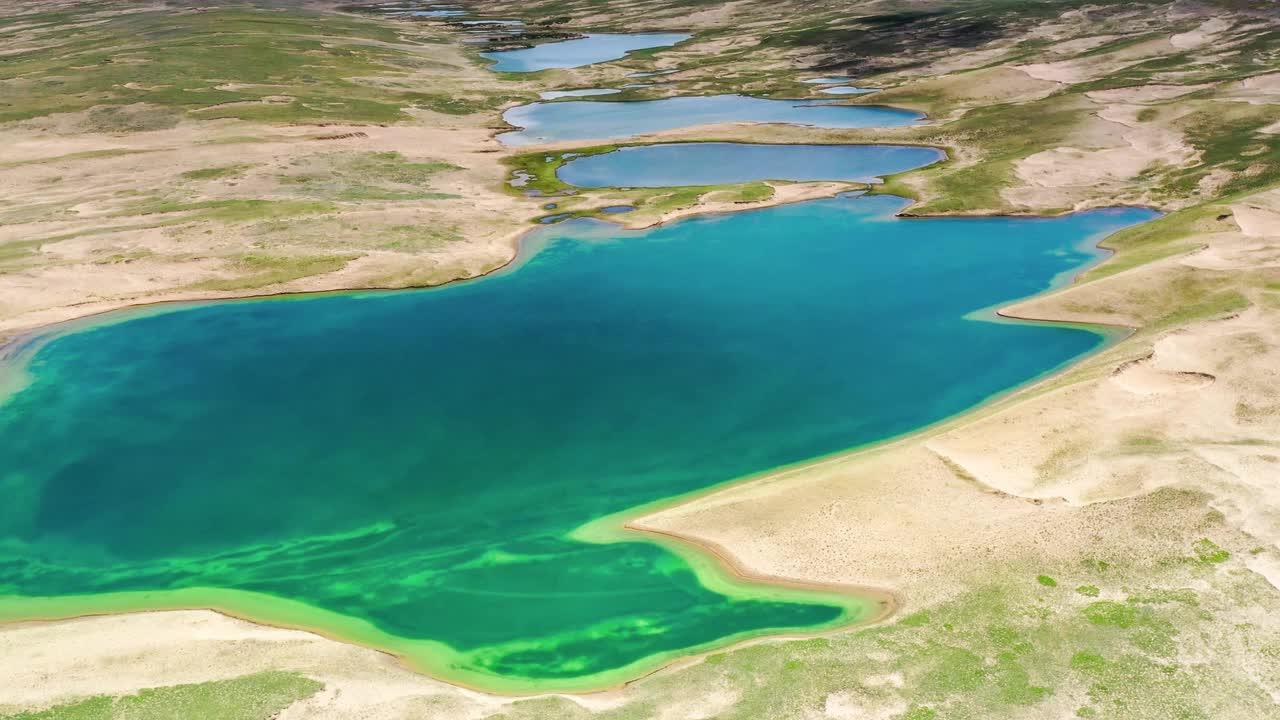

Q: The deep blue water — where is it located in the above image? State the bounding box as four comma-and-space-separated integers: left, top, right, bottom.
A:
499, 94, 924, 145
558, 143, 945, 187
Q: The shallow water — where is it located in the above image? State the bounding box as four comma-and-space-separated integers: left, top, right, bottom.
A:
558, 143, 945, 187
481, 32, 690, 72
0, 195, 1154, 689
803, 76, 851, 84
499, 94, 924, 145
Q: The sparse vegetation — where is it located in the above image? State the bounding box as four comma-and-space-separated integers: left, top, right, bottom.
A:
2, 671, 322, 720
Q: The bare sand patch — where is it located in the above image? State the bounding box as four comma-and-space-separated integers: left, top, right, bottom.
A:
1170, 17, 1233, 50
823, 691, 908, 720
1110, 352, 1215, 395
618, 182, 853, 230
1014, 36, 1175, 86
0, 118, 536, 339
1005, 105, 1195, 210
0, 610, 517, 719
1085, 83, 1213, 104
1233, 202, 1280, 237
642, 186, 1280, 604
891, 66, 1060, 106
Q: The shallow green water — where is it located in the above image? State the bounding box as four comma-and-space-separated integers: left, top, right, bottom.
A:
0, 195, 1155, 689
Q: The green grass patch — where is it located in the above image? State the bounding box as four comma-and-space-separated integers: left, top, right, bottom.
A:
0, 7, 508, 126
121, 198, 335, 224
276, 151, 460, 202
1084, 203, 1231, 280
1192, 539, 1230, 565
0, 149, 151, 170
189, 253, 357, 292
2, 671, 322, 720
505, 144, 620, 196
180, 164, 254, 181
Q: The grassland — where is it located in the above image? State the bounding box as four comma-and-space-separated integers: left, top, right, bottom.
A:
0, 0, 540, 339
2, 672, 322, 720
1, 0, 1279, 718
507, 142, 814, 225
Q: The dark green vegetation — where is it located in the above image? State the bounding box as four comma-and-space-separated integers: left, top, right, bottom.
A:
0, 3, 519, 125
506, 144, 620, 195
506, 143, 788, 222
2, 672, 322, 720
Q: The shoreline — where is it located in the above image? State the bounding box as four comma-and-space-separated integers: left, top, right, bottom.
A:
0, 195, 1159, 697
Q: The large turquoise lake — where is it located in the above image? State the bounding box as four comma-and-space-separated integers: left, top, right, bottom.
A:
0, 195, 1155, 690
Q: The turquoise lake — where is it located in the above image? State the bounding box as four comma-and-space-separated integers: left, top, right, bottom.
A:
499, 94, 924, 144
557, 143, 945, 187
481, 32, 690, 72
0, 195, 1155, 687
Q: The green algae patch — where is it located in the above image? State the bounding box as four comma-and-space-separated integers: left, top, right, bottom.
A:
2, 671, 321, 720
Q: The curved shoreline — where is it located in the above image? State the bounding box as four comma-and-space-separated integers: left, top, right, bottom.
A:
0, 194, 1159, 697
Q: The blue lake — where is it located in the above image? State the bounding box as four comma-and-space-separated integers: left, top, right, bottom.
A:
558, 143, 945, 187
540, 88, 621, 100
498, 94, 924, 145
481, 32, 691, 72
822, 86, 879, 95
0, 194, 1155, 689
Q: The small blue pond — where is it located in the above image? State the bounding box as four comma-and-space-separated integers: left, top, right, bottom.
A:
499, 94, 924, 145
557, 143, 945, 188
482, 33, 690, 72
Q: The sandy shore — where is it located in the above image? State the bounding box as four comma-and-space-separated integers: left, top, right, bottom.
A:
638, 191, 1280, 608
4, 0, 1280, 715
7, 189, 1275, 713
